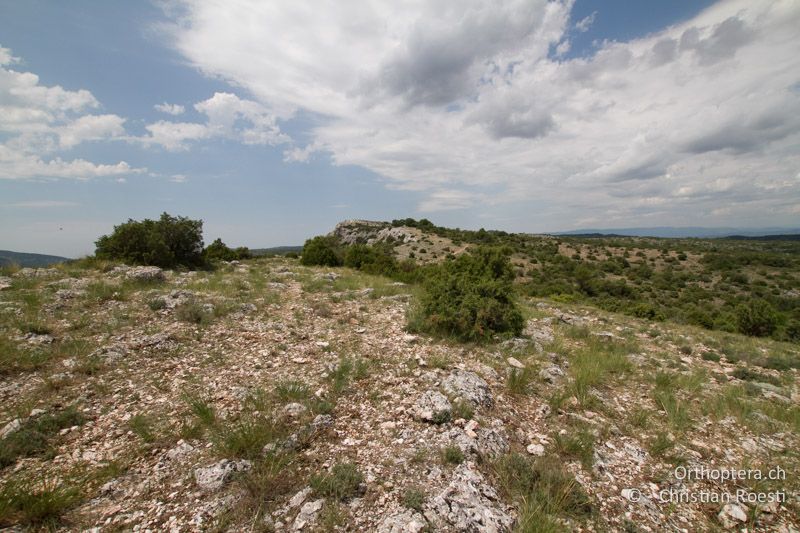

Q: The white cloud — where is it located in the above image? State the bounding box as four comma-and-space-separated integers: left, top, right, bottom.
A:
0, 145, 140, 180
170, 174, 188, 183
0, 45, 143, 180
139, 92, 288, 151
575, 11, 596, 32
162, 0, 800, 226
154, 102, 185, 115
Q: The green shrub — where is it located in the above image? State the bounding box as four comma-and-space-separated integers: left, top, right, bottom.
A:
401, 487, 425, 511
204, 238, 251, 261
95, 212, 205, 268
409, 246, 523, 341
300, 236, 342, 267
735, 299, 780, 337
441, 445, 465, 465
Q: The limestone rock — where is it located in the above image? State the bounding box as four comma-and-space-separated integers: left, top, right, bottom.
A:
442, 370, 493, 408
194, 459, 252, 491
293, 498, 324, 530
126, 266, 165, 283
718, 503, 748, 529
377, 509, 427, 533
424, 462, 513, 532
414, 391, 452, 423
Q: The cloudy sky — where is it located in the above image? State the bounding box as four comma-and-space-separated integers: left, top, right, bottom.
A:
1, 0, 799, 256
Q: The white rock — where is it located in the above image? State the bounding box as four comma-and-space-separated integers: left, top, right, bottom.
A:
506, 357, 524, 369
413, 391, 452, 423
717, 503, 748, 529
526, 443, 545, 456
194, 459, 251, 491
293, 498, 324, 530
0, 418, 21, 439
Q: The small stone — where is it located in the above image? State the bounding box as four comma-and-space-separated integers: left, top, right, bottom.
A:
506, 357, 524, 369
526, 443, 545, 456
282, 403, 307, 417
717, 503, 748, 529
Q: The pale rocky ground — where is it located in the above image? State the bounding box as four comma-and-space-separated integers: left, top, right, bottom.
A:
0, 258, 798, 532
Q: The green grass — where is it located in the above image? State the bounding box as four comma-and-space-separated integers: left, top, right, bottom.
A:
0, 336, 51, 375
183, 392, 216, 426
568, 338, 633, 407
507, 367, 535, 396
174, 299, 214, 325
0, 477, 81, 528
0, 406, 85, 467
450, 399, 474, 421
128, 413, 158, 444
553, 427, 595, 468
274, 380, 311, 402
310, 463, 364, 501
213, 416, 288, 460
494, 453, 592, 532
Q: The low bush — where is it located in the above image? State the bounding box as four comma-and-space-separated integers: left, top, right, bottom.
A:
300, 236, 342, 267
735, 299, 780, 337
408, 246, 523, 341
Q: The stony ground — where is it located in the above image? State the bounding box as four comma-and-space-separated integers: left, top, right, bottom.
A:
0, 258, 798, 532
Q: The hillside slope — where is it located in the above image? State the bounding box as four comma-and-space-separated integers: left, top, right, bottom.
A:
0, 250, 70, 268
0, 256, 798, 531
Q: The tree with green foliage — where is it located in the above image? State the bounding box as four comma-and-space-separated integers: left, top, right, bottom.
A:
95, 213, 204, 268
300, 236, 342, 267
735, 299, 780, 337
409, 246, 523, 341
204, 238, 252, 261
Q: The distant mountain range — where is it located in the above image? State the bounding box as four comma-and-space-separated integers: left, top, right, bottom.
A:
250, 245, 303, 256
0, 250, 71, 268
550, 227, 800, 239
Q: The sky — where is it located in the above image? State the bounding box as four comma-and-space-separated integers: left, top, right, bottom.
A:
1, 0, 799, 257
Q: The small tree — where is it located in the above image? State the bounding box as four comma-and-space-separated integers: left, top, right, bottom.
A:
95, 213, 204, 268
300, 236, 342, 267
735, 299, 780, 337
204, 238, 252, 261
409, 246, 523, 341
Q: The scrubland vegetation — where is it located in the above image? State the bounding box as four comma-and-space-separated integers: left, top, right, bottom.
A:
0, 215, 797, 530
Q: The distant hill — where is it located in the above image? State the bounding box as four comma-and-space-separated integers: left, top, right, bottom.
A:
250, 245, 303, 257
551, 226, 800, 238
0, 250, 70, 268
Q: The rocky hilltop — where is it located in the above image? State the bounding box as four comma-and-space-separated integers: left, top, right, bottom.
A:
0, 227, 798, 531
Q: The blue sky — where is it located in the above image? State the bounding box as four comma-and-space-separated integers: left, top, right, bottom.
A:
1, 0, 798, 257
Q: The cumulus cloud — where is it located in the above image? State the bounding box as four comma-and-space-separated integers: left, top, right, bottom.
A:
161, 0, 800, 225
0, 45, 141, 180
139, 92, 288, 151
154, 102, 185, 115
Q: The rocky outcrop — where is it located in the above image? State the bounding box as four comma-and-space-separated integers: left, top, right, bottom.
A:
442, 370, 493, 408
424, 462, 514, 532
